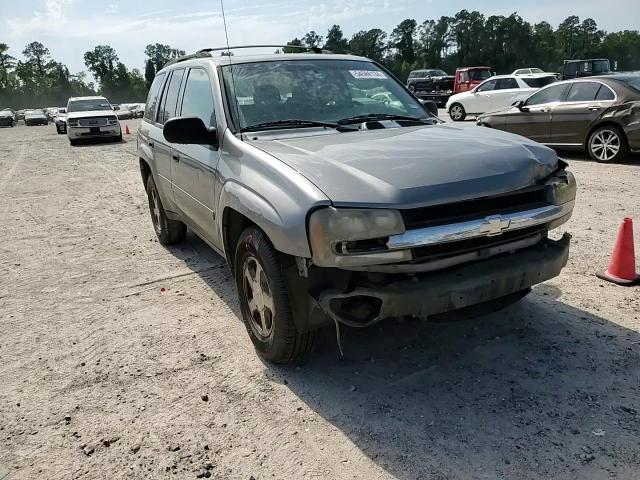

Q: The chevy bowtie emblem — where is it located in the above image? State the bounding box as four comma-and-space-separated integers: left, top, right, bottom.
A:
483, 215, 510, 236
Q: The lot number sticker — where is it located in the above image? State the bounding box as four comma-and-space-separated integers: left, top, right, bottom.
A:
349, 70, 387, 80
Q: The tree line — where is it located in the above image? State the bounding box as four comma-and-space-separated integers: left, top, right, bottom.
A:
1, 10, 639, 109
0, 42, 184, 109
291, 11, 640, 81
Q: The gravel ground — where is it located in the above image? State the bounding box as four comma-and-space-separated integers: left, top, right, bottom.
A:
0, 119, 639, 480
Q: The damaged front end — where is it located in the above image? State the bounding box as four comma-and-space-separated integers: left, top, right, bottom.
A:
302, 165, 576, 328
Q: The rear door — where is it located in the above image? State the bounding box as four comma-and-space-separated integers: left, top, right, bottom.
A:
549, 82, 615, 145
171, 67, 221, 244
501, 83, 570, 143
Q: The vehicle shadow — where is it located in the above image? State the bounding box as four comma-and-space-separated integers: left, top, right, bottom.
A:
556, 149, 640, 165
72, 138, 128, 147
169, 233, 640, 479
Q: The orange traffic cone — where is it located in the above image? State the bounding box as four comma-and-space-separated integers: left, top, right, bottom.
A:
596, 218, 639, 285
125, 124, 131, 135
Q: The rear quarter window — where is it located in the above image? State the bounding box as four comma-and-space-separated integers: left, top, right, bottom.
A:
144, 72, 167, 122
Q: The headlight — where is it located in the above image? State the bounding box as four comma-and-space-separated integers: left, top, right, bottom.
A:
67, 119, 79, 127
308, 208, 408, 267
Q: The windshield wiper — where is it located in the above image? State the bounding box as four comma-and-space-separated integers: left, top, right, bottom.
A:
337, 113, 429, 125
241, 119, 356, 133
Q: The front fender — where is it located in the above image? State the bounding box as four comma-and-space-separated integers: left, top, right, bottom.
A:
218, 181, 316, 259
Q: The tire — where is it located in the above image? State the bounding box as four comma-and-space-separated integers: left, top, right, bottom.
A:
587, 125, 629, 163
114, 133, 123, 142
56, 125, 63, 134
145, 175, 186, 245
234, 226, 316, 364
69, 139, 78, 146
449, 103, 466, 121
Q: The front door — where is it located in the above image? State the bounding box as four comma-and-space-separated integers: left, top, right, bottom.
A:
470, 79, 498, 114
503, 83, 571, 143
171, 67, 221, 245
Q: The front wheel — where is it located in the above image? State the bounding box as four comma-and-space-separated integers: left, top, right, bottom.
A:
234, 227, 315, 364
449, 103, 466, 121
587, 126, 629, 163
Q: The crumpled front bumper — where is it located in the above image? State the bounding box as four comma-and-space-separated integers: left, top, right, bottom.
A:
318, 234, 570, 327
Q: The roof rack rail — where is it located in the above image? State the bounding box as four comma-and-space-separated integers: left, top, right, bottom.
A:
165, 44, 332, 67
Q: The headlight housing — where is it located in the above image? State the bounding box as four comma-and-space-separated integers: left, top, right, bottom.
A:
308, 208, 407, 267
67, 119, 79, 127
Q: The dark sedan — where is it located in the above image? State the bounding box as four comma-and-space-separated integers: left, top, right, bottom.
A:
477, 75, 640, 162
0, 109, 16, 127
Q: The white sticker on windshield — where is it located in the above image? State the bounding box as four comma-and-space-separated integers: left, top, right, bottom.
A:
349, 70, 387, 80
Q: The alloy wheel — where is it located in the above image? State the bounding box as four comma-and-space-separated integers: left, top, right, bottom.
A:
149, 187, 161, 233
450, 105, 463, 120
590, 129, 620, 162
242, 255, 274, 339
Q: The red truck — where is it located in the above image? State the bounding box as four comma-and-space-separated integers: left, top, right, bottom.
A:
454, 66, 494, 93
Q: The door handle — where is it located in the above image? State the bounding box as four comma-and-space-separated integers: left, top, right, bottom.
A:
148, 141, 154, 148
586, 106, 601, 111
172, 154, 180, 162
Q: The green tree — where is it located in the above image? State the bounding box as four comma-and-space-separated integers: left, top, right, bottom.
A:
302, 31, 323, 48
390, 19, 418, 64
557, 15, 580, 57
282, 38, 303, 53
84, 45, 118, 85
323, 25, 348, 53
22, 41, 50, 77
0, 43, 16, 87
144, 43, 185, 72
348, 29, 387, 62
144, 60, 155, 88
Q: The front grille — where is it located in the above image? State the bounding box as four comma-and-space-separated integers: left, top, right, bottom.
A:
402, 187, 548, 230
78, 117, 109, 127
411, 225, 546, 262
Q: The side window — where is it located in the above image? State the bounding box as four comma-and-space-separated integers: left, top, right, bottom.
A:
565, 82, 600, 102
459, 71, 469, 83
525, 84, 569, 106
496, 78, 518, 90
180, 68, 216, 127
476, 79, 497, 92
144, 72, 166, 122
158, 69, 185, 124
595, 85, 615, 101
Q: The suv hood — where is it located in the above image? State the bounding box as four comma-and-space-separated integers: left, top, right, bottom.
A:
67, 110, 115, 119
248, 125, 559, 208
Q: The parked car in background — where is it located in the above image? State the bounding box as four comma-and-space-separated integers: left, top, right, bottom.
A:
446, 74, 557, 121
45, 107, 58, 121
138, 48, 575, 363
561, 59, 611, 80
453, 66, 494, 94
127, 103, 145, 118
513, 68, 545, 75
54, 107, 67, 134
477, 75, 640, 163
115, 107, 134, 120
16, 109, 26, 122
24, 109, 48, 126
0, 108, 17, 127
406, 69, 455, 106
66, 96, 122, 145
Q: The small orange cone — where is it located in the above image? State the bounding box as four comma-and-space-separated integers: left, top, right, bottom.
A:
125, 124, 131, 135
596, 218, 639, 285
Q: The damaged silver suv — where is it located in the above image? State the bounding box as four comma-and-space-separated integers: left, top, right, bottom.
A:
138, 48, 576, 364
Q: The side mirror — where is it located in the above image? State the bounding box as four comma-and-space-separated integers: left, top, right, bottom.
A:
163, 117, 219, 148
514, 100, 529, 112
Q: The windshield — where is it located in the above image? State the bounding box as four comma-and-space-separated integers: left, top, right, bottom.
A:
521, 76, 558, 88
25, 110, 43, 115
469, 69, 492, 81
68, 99, 112, 113
222, 59, 428, 131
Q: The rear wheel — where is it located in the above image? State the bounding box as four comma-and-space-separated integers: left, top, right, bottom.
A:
145, 175, 186, 245
234, 227, 315, 364
449, 103, 466, 121
587, 126, 628, 163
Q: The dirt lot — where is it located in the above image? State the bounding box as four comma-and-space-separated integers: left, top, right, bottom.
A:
1, 120, 639, 480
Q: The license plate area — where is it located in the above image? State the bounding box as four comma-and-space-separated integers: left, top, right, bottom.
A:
90, 127, 100, 134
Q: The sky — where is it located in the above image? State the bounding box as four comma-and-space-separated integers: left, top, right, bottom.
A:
2, 0, 640, 76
